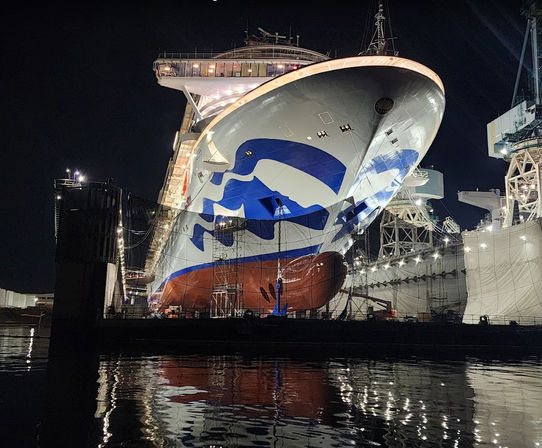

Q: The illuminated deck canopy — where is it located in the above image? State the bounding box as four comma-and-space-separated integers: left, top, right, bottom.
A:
153, 43, 329, 120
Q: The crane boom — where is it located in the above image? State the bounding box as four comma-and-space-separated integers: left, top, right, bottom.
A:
339, 288, 397, 320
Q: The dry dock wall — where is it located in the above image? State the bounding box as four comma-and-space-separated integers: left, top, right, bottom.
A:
52, 182, 121, 338
330, 244, 467, 320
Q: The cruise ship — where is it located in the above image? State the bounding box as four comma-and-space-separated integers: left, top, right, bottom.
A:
147, 7, 445, 316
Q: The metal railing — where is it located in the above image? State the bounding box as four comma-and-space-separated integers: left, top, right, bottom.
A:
156, 48, 328, 63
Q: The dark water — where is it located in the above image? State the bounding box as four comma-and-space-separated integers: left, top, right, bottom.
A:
1, 326, 542, 447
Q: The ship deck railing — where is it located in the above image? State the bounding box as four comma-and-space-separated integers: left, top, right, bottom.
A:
156, 47, 329, 62
154, 58, 315, 80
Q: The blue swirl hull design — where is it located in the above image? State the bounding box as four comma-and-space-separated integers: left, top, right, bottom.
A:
150, 57, 445, 313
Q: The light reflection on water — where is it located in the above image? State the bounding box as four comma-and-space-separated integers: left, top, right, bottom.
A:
0, 326, 50, 446
1, 327, 542, 447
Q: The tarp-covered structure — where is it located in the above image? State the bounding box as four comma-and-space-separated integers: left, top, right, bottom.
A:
462, 218, 542, 324
0, 288, 52, 309
364, 244, 467, 319
328, 243, 467, 321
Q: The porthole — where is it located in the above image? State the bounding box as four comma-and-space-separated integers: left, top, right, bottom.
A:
375, 97, 394, 115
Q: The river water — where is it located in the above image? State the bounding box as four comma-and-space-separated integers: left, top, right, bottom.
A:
1, 326, 541, 447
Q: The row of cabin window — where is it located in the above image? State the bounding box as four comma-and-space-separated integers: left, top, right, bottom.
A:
160, 61, 299, 78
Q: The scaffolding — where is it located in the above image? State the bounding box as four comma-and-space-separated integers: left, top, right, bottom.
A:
503, 140, 542, 226
378, 168, 443, 258
378, 194, 434, 258
210, 216, 245, 317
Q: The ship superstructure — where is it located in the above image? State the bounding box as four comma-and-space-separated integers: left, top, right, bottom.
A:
147, 6, 445, 316
146, 29, 329, 272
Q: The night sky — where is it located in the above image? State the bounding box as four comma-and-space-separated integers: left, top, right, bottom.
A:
1, 0, 525, 292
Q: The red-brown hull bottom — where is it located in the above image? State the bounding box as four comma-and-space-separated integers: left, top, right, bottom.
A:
154, 251, 347, 314
161, 359, 334, 420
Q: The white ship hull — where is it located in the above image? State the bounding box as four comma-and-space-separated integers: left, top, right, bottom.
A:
150, 56, 445, 313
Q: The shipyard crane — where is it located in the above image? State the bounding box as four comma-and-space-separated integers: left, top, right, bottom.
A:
483, 0, 542, 227
457, 1, 542, 325
378, 167, 444, 258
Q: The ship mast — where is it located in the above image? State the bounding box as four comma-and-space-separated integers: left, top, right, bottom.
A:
365, 1, 387, 55
361, 0, 397, 56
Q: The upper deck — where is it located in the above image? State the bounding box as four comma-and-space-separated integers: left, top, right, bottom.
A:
153, 43, 329, 120
154, 44, 328, 80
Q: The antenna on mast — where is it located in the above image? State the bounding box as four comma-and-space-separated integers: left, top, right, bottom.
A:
365, 1, 386, 55
360, 0, 397, 56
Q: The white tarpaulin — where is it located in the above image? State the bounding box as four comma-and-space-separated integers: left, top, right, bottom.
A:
326, 245, 467, 320
0, 288, 37, 308
365, 247, 467, 318
462, 218, 542, 324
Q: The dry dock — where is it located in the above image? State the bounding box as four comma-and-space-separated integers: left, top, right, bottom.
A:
94, 318, 542, 355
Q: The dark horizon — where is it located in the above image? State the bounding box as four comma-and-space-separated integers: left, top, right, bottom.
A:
0, 0, 525, 292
